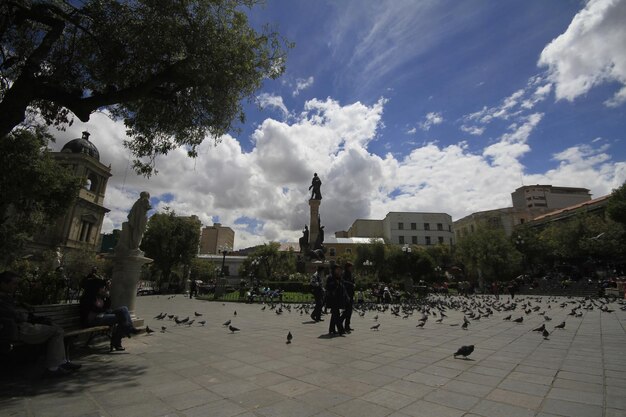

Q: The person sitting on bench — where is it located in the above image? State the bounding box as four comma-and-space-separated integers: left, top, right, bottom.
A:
0, 271, 82, 377
79, 278, 138, 351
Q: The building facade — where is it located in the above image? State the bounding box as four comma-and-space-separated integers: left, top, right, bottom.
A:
198, 223, 235, 254
342, 212, 455, 247
31, 132, 111, 254
511, 185, 591, 210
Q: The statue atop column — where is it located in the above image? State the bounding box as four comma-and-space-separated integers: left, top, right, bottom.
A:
309, 173, 322, 200
116, 191, 151, 255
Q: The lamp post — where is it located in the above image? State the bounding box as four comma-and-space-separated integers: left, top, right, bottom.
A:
515, 235, 526, 275
218, 245, 231, 277
402, 245, 412, 292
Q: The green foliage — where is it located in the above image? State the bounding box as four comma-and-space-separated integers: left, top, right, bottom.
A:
1, 1, 292, 175
240, 242, 295, 281
190, 257, 218, 282
606, 181, 626, 226
140, 210, 201, 289
455, 226, 521, 284
0, 128, 82, 264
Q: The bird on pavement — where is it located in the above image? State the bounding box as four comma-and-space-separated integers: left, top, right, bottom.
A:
462, 321, 469, 330
555, 321, 566, 329
185, 320, 194, 326
145, 326, 155, 335
229, 325, 240, 333
160, 326, 167, 333
533, 324, 545, 332
370, 323, 380, 330
542, 328, 550, 339
454, 345, 474, 359
233, 311, 237, 316
286, 331, 293, 344
198, 320, 206, 326
194, 312, 203, 317
373, 315, 378, 321
222, 320, 231, 326
416, 321, 425, 328
503, 315, 511, 320
513, 317, 524, 323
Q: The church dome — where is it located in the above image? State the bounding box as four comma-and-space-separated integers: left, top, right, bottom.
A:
61, 131, 100, 160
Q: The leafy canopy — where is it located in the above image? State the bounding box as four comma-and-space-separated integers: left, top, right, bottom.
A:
1, 0, 292, 175
0, 127, 83, 264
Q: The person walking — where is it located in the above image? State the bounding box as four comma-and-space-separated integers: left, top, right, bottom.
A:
340, 262, 355, 333
325, 264, 345, 336
310, 266, 325, 322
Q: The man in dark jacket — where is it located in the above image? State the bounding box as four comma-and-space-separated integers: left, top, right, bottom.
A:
310, 266, 325, 322
340, 262, 354, 332
325, 264, 345, 336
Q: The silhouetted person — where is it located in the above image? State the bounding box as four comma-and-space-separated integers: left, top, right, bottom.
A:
309, 173, 322, 200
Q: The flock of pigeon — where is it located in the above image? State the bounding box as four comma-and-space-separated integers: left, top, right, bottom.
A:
143, 293, 625, 360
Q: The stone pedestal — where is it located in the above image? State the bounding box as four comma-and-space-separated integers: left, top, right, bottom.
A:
108, 251, 153, 327
309, 199, 321, 246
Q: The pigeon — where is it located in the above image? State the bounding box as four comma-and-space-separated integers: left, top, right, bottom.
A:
286, 331, 293, 344
462, 321, 469, 330
154, 312, 166, 320
533, 324, 545, 332
373, 315, 379, 321
454, 345, 474, 359
198, 320, 206, 326
416, 321, 425, 328
185, 320, 194, 326
222, 320, 231, 326
513, 317, 524, 323
145, 326, 155, 334
233, 311, 237, 316
544, 315, 552, 321
194, 312, 203, 317
503, 315, 511, 321
261, 306, 266, 311
229, 325, 240, 333
179, 316, 189, 324
160, 326, 167, 332
370, 323, 380, 330
542, 328, 550, 339
555, 321, 566, 329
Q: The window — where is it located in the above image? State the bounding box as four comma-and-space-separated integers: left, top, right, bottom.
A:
398, 236, 405, 244
424, 223, 430, 231
411, 223, 417, 230
79, 221, 93, 242
437, 223, 443, 231
412, 236, 417, 244
329, 248, 336, 256
425, 236, 431, 245
470, 225, 475, 232
345, 248, 352, 254
438, 236, 444, 244
398, 222, 404, 230
520, 218, 525, 224
448, 225, 452, 232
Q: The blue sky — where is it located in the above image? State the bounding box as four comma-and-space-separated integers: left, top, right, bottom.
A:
51, 0, 626, 249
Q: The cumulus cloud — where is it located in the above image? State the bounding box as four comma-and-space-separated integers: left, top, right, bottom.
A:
419, 112, 443, 131
50, 95, 624, 249
538, 0, 626, 107
292, 76, 315, 97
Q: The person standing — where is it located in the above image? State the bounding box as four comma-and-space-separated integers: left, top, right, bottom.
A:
310, 266, 325, 322
189, 279, 197, 299
340, 262, 355, 333
325, 264, 345, 336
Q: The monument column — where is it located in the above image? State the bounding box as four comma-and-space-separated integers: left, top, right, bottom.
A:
309, 199, 321, 247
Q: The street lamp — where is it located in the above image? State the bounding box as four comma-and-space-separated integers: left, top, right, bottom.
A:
402, 245, 412, 290
218, 245, 231, 277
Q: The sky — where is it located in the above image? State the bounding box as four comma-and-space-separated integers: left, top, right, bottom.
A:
49, 0, 626, 250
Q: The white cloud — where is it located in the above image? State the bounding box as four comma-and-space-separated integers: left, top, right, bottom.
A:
419, 112, 443, 131
406, 127, 417, 135
538, 0, 626, 107
460, 125, 485, 136
256, 93, 290, 119
49, 97, 625, 249
292, 76, 314, 97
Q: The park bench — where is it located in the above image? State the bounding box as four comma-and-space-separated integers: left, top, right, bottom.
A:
0, 303, 112, 357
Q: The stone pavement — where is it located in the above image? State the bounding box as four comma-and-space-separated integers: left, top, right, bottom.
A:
1, 294, 625, 417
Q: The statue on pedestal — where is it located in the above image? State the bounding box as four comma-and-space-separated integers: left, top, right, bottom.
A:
116, 191, 151, 255
309, 173, 322, 200
299, 225, 309, 253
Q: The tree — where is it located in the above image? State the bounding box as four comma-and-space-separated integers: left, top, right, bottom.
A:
606, 181, 626, 226
0, 127, 83, 264
455, 227, 521, 286
240, 242, 294, 282
140, 210, 201, 289
1, 1, 292, 175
